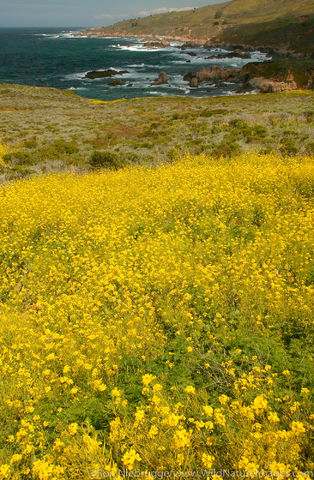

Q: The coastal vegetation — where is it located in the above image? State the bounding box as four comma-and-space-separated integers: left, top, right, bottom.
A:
0, 84, 313, 181
0, 151, 313, 477
87, 0, 314, 54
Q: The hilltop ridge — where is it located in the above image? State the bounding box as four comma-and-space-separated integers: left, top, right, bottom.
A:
83, 0, 314, 53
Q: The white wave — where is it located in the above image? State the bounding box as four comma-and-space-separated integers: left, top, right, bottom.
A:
170, 41, 184, 47
34, 33, 62, 38
34, 31, 89, 39
68, 86, 88, 91
149, 91, 169, 96
127, 63, 145, 67
64, 71, 90, 80
113, 44, 176, 53
251, 51, 269, 61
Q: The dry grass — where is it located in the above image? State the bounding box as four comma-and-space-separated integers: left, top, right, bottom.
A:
0, 84, 313, 181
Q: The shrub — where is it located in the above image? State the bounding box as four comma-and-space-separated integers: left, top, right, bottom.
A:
306, 142, 314, 155
89, 151, 126, 169
23, 138, 37, 149
3, 151, 33, 165
280, 138, 298, 156
167, 148, 180, 161
51, 140, 79, 155
212, 140, 241, 158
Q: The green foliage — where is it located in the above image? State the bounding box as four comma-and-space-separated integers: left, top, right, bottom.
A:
23, 138, 37, 149
212, 140, 242, 158
3, 151, 33, 166
50, 139, 79, 155
227, 119, 268, 143
89, 150, 126, 169
280, 137, 298, 156
306, 142, 314, 155
0, 84, 312, 181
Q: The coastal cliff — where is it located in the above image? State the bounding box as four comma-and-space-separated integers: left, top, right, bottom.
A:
80, 0, 314, 55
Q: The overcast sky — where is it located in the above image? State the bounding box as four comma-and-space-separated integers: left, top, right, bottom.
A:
0, 0, 227, 28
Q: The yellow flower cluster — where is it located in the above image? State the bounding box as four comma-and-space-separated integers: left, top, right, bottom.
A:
0, 153, 313, 478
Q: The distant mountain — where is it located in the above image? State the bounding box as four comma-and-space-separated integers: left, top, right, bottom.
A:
89, 0, 314, 53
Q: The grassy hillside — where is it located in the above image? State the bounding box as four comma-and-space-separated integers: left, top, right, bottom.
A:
220, 15, 314, 53
0, 84, 313, 181
95, 0, 314, 51
0, 152, 313, 476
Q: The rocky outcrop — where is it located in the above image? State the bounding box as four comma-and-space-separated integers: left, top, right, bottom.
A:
184, 66, 240, 87
184, 60, 314, 92
248, 76, 297, 92
153, 72, 168, 85
86, 69, 128, 79
143, 40, 170, 48
108, 79, 125, 86
241, 61, 314, 89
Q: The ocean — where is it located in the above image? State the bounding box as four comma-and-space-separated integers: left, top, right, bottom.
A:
0, 27, 268, 101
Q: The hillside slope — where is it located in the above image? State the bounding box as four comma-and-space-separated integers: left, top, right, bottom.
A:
91, 0, 314, 52
0, 84, 313, 181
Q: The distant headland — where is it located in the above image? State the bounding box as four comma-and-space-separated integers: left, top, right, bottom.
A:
78, 0, 314, 55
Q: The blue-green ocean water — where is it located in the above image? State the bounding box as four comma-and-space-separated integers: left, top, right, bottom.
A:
0, 27, 268, 101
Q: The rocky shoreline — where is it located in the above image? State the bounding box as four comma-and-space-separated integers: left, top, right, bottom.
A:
77, 30, 310, 59
77, 29, 314, 93
79, 31, 313, 94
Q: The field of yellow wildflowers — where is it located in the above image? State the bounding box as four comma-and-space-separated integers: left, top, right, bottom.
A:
0, 153, 313, 478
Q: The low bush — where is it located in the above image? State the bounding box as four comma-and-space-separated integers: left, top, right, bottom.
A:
89, 150, 126, 169
3, 151, 33, 166
280, 137, 298, 156
212, 140, 242, 158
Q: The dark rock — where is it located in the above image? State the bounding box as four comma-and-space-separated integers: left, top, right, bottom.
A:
153, 71, 168, 85
187, 52, 197, 57
183, 72, 197, 82
143, 40, 170, 48
209, 51, 251, 60
86, 69, 128, 79
108, 79, 125, 86
204, 42, 255, 52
